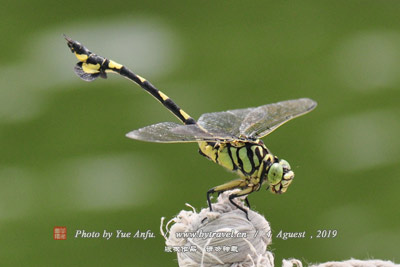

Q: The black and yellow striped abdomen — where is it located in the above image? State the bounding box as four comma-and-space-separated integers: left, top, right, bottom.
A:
198, 140, 272, 181
64, 35, 196, 125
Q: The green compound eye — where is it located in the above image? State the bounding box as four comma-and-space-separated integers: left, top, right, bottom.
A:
279, 159, 291, 170
268, 163, 283, 185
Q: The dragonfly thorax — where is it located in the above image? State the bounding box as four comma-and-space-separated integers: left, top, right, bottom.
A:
198, 140, 268, 176
198, 140, 295, 194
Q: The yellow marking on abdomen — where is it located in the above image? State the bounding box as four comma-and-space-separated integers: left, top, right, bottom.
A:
74, 53, 88, 62
82, 63, 100, 74
109, 60, 123, 69
179, 109, 191, 120
137, 75, 146, 83
158, 91, 169, 101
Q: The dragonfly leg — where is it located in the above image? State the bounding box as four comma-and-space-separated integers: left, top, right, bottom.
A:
228, 186, 254, 220
207, 179, 248, 211
244, 197, 251, 209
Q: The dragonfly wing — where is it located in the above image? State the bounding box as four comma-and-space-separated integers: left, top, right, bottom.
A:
240, 98, 317, 138
198, 107, 255, 138
171, 124, 235, 141
126, 122, 219, 143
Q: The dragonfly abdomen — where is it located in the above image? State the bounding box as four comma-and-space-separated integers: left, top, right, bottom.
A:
117, 67, 197, 125
64, 35, 196, 126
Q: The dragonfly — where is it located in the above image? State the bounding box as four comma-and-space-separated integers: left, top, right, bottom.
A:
64, 35, 317, 219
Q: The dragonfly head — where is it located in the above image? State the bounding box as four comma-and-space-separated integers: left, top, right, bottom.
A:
64, 35, 91, 61
266, 158, 294, 194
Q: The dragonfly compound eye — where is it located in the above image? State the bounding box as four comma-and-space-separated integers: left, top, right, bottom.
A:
279, 159, 291, 170
267, 163, 283, 185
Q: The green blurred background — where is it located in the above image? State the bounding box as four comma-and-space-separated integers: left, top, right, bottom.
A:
1, 0, 400, 266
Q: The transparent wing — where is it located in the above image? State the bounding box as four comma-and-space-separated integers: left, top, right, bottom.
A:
126, 122, 232, 143
127, 98, 316, 143
240, 98, 317, 138
198, 107, 255, 138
